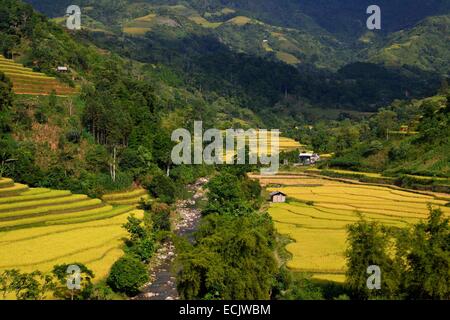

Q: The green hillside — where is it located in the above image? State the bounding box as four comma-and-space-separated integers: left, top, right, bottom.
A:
369, 15, 450, 74
59, 2, 353, 69
325, 92, 450, 178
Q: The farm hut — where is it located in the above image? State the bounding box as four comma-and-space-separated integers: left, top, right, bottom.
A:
270, 191, 286, 203
299, 152, 320, 165
57, 66, 69, 73
400, 125, 409, 133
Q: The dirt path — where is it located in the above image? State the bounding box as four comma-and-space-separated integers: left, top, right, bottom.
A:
133, 178, 207, 300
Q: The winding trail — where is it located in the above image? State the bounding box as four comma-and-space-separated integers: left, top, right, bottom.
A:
133, 178, 207, 300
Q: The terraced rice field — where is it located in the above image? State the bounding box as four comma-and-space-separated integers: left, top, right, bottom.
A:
310, 169, 450, 184
124, 11, 262, 34
0, 177, 141, 281
102, 188, 150, 206
123, 13, 156, 35
188, 15, 222, 28
222, 133, 303, 162
0, 55, 78, 96
251, 174, 450, 283
275, 51, 300, 65
226, 16, 253, 25
123, 13, 183, 35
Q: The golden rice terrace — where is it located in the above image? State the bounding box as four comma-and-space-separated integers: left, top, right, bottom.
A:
0, 55, 78, 96
250, 173, 450, 283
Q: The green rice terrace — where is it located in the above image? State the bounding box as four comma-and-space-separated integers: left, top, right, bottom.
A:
0, 55, 78, 96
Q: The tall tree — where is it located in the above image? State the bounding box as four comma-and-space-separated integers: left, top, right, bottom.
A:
345, 219, 398, 299
405, 208, 450, 299
0, 71, 13, 134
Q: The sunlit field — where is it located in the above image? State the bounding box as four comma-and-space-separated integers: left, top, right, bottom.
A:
0, 178, 142, 281
0, 55, 78, 96
251, 173, 450, 282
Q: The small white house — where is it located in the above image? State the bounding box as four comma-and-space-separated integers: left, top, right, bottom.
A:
270, 191, 287, 203
57, 66, 69, 72
299, 152, 320, 165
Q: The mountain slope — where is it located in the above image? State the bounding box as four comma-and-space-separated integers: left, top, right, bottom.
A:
331, 92, 450, 177
369, 15, 450, 74
130, 0, 450, 38
24, 0, 450, 75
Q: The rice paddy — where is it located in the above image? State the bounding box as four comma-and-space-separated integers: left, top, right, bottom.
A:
0, 55, 78, 96
0, 177, 141, 281
188, 16, 222, 28
221, 132, 303, 163
102, 188, 150, 206
275, 51, 300, 65
226, 16, 253, 26
123, 12, 183, 35
251, 173, 450, 282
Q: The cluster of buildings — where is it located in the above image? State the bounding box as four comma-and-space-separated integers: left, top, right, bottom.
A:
298, 152, 320, 165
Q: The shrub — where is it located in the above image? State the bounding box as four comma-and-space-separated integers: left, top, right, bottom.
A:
388, 144, 409, 161
52, 263, 94, 300
123, 215, 155, 263
34, 108, 48, 124
171, 165, 195, 185
151, 202, 171, 231
129, 238, 155, 263
329, 156, 361, 170
146, 174, 177, 204
362, 140, 383, 157
107, 256, 149, 296
66, 130, 81, 144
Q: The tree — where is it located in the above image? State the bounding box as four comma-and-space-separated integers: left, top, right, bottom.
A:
345, 208, 450, 300
176, 213, 277, 300
107, 256, 149, 296
272, 268, 324, 300
372, 109, 397, 139
146, 174, 177, 204
152, 129, 175, 176
52, 263, 94, 300
151, 202, 171, 232
7, 270, 55, 300
345, 219, 399, 299
0, 71, 13, 134
90, 283, 116, 300
123, 214, 147, 242
0, 269, 18, 299
404, 208, 450, 299
123, 214, 155, 263
439, 77, 449, 94
204, 172, 253, 216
